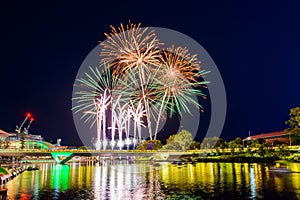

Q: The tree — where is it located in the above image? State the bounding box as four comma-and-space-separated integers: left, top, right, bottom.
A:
163, 130, 193, 151
200, 137, 220, 149
137, 140, 162, 150
285, 107, 300, 136
189, 141, 201, 150
163, 134, 181, 150
277, 144, 289, 157
250, 139, 269, 157
214, 138, 227, 149
215, 138, 227, 155
291, 136, 300, 145
233, 137, 243, 153
228, 141, 236, 155
166, 135, 176, 145
256, 140, 268, 157
78, 146, 88, 150
228, 137, 243, 155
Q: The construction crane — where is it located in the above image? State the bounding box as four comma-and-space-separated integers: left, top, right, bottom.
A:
15, 113, 33, 139
24, 117, 34, 135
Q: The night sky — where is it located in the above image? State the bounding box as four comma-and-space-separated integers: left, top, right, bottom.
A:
0, 1, 299, 146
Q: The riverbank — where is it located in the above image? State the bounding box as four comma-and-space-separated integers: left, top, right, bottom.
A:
175, 154, 300, 163
0, 165, 25, 186
194, 155, 279, 163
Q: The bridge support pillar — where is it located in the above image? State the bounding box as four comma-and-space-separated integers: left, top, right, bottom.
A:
153, 153, 169, 161
50, 152, 74, 164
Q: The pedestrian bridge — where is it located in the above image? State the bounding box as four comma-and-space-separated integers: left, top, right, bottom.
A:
0, 149, 208, 164
2, 146, 298, 164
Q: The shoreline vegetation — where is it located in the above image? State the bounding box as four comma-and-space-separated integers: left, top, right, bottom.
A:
171, 155, 298, 164
136, 129, 300, 164
136, 106, 300, 164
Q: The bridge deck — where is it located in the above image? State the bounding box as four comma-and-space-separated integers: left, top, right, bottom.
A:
0, 150, 198, 157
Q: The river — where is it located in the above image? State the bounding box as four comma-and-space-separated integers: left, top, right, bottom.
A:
4, 161, 300, 199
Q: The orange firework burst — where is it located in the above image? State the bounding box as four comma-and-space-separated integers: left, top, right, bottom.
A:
100, 22, 162, 76
158, 46, 201, 83
152, 46, 208, 139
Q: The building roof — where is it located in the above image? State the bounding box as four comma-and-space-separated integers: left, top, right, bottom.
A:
0, 129, 10, 138
0, 129, 9, 136
243, 130, 292, 141
0, 130, 10, 142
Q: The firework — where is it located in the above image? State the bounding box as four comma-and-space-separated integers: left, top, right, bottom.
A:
100, 22, 164, 139
72, 66, 117, 125
73, 22, 211, 149
158, 46, 201, 83
86, 89, 110, 150
107, 95, 119, 149
129, 99, 147, 141
114, 97, 128, 148
73, 66, 117, 150
100, 22, 162, 76
152, 47, 210, 139
114, 69, 161, 140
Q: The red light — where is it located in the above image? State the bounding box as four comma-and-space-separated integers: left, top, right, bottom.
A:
26, 113, 32, 118
30, 118, 35, 122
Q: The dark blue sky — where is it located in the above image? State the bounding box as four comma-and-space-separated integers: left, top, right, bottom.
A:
0, 1, 299, 145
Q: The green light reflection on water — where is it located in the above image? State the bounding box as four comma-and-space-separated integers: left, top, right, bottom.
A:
50, 164, 70, 191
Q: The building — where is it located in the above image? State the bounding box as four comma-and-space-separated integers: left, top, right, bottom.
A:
7, 140, 54, 150
0, 129, 54, 150
243, 130, 294, 145
0, 130, 9, 142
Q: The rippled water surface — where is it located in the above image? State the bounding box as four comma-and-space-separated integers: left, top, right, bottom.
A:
4, 162, 300, 199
